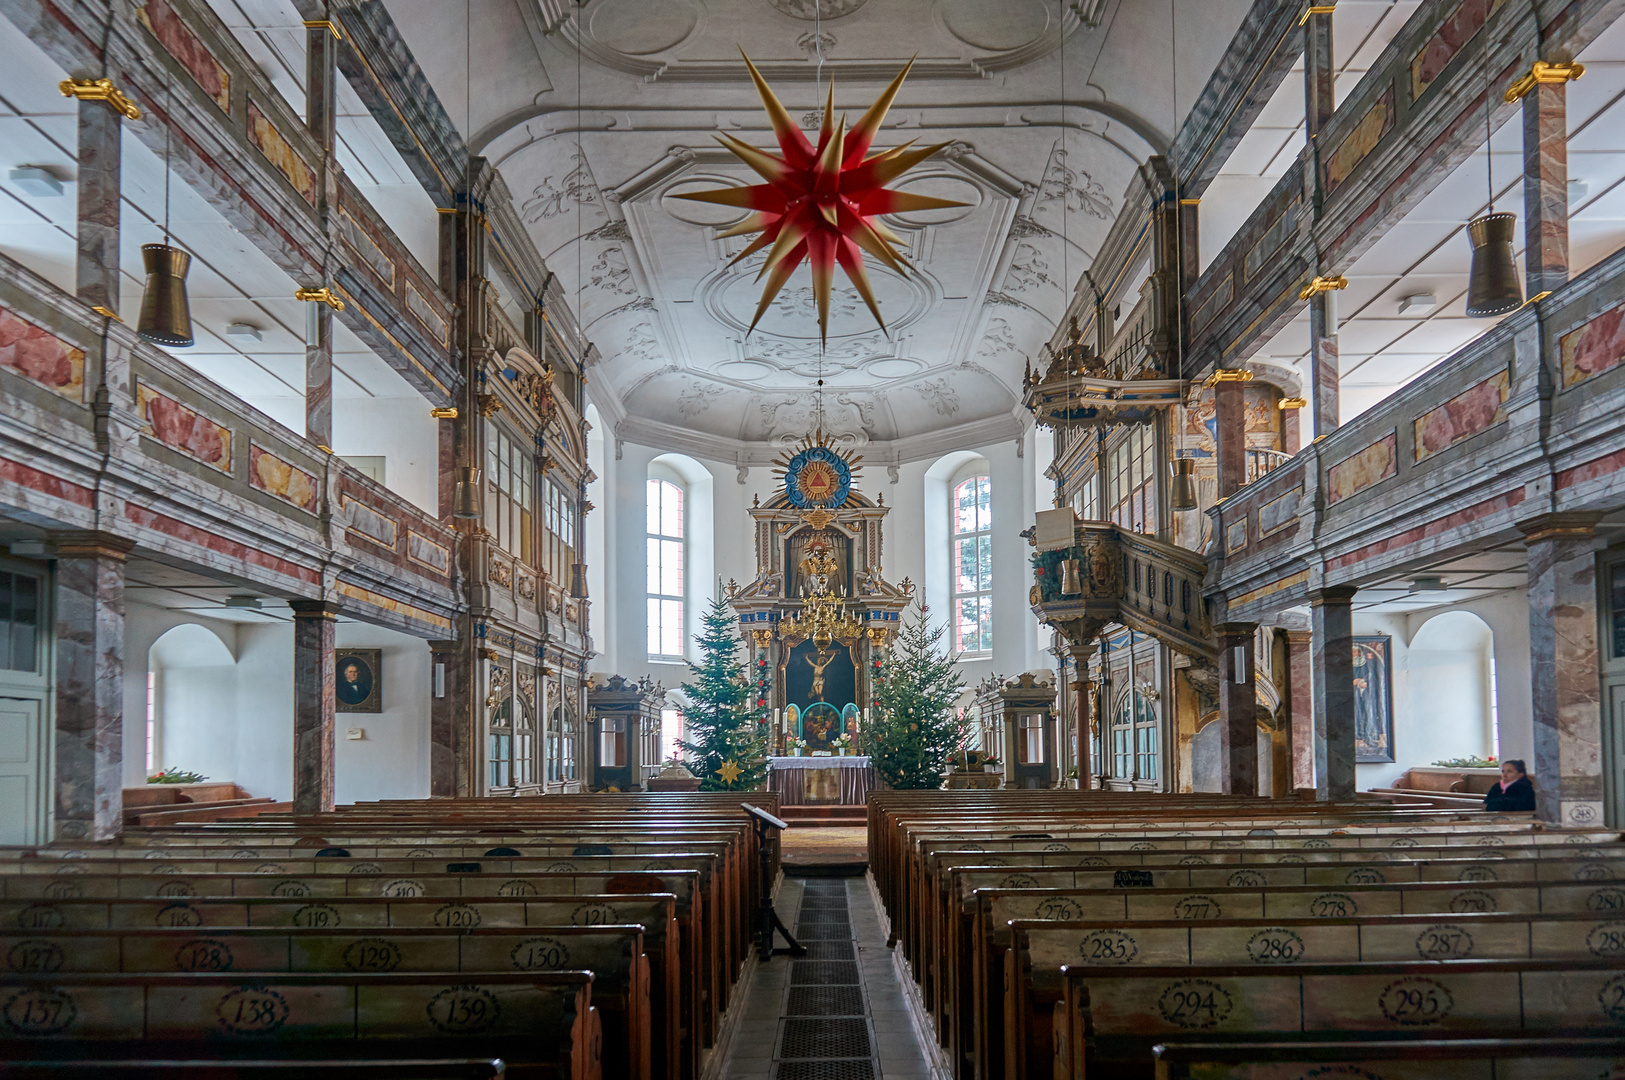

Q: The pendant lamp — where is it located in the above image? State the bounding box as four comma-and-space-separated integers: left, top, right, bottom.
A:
137, 50, 194, 347
1059, 559, 1083, 597
137, 243, 194, 346
569, 562, 588, 599
452, 467, 483, 519
1169, 457, 1199, 511
1464, 26, 1522, 318
1464, 212, 1523, 316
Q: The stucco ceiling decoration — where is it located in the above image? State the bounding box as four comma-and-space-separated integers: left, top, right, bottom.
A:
425, 0, 1257, 456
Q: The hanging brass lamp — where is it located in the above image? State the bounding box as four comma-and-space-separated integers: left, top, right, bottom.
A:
569, 562, 588, 599
452, 467, 483, 519
1169, 457, 1199, 511
1464, 212, 1523, 317
1059, 558, 1083, 596
136, 243, 194, 347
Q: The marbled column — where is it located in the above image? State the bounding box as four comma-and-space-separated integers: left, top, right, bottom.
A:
1283, 407, 1301, 454
1309, 294, 1339, 438
290, 601, 338, 815
1523, 77, 1569, 298
1520, 514, 1605, 825
1303, 8, 1335, 144
53, 532, 134, 841
1215, 378, 1247, 499
75, 100, 122, 313
1070, 644, 1096, 790
428, 639, 462, 797
1310, 587, 1357, 800
1178, 200, 1200, 300
1285, 630, 1314, 792
305, 19, 337, 151
305, 304, 333, 448
1217, 622, 1258, 796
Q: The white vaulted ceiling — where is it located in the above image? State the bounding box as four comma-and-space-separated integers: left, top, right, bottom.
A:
386, 0, 1250, 458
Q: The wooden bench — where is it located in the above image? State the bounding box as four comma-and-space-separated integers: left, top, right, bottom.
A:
0, 925, 653, 1080
1054, 958, 1625, 1080
1008, 913, 1625, 1080
0, 1060, 508, 1079
1151, 1037, 1625, 1080
0, 893, 690, 1080
0, 971, 600, 1080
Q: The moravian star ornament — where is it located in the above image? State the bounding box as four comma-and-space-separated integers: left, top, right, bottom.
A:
672, 53, 967, 343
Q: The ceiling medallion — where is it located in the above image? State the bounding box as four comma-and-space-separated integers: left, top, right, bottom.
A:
775, 429, 861, 509
769, 0, 869, 21
671, 53, 966, 342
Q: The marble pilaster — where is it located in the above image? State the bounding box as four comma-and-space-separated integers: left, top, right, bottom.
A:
1303, 8, 1335, 147
1215, 378, 1247, 499
1522, 78, 1569, 298
305, 304, 333, 448
1282, 407, 1301, 454
75, 99, 122, 314
428, 639, 463, 797
1311, 587, 1357, 800
1520, 514, 1604, 825
1217, 622, 1258, 796
290, 601, 338, 815
1286, 629, 1314, 792
52, 532, 134, 841
1069, 644, 1095, 790
1309, 294, 1339, 438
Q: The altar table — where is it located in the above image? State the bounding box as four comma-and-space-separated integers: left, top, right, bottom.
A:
766, 755, 874, 806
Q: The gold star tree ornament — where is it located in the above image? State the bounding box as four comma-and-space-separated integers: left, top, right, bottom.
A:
672, 53, 967, 342
717, 759, 743, 786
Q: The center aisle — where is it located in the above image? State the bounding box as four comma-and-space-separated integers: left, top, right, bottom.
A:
717, 875, 936, 1079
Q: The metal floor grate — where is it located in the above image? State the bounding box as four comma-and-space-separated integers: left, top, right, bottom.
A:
774, 1061, 874, 1080
786, 984, 864, 1015
795, 923, 853, 941
799, 941, 855, 961
789, 959, 861, 985
780, 1017, 871, 1058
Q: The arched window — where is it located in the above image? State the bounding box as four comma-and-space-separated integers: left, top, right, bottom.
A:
647, 477, 685, 660
951, 470, 993, 655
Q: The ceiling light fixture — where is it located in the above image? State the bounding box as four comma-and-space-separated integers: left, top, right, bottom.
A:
1397, 291, 1436, 314
672, 54, 965, 343
1463, 17, 1521, 318
9, 167, 63, 197
136, 34, 195, 347
225, 321, 263, 343
224, 595, 263, 609
1408, 576, 1448, 593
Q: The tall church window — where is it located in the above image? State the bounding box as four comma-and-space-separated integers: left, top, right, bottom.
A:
647, 478, 685, 660
486, 427, 534, 562
1108, 425, 1157, 535
951, 473, 993, 655
543, 477, 577, 577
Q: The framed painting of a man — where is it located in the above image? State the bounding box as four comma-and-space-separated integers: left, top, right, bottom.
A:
1352, 635, 1393, 763
336, 649, 381, 713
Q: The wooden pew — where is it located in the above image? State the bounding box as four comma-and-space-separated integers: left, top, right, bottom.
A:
1053, 958, 1625, 1080
0, 893, 688, 1080
1151, 1037, 1625, 1080
0, 925, 652, 1080
0, 971, 600, 1080
0, 1060, 508, 1079
1009, 913, 1625, 1080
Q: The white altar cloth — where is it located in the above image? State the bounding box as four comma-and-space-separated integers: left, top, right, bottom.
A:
767, 755, 871, 769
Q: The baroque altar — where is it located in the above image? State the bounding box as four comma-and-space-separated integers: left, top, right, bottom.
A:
728, 433, 913, 802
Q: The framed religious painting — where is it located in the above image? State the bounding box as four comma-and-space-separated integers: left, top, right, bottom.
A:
336, 648, 382, 713
1352, 635, 1393, 762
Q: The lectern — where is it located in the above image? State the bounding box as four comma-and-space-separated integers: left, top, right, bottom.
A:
741, 802, 806, 960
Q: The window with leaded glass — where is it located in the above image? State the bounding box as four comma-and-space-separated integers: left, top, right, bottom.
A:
951, 473, 992, 655
647, 478, 685, 661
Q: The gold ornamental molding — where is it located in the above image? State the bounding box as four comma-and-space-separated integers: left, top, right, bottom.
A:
59, 78, 141, 120
1298, 275, 1348, 301
429, 406, 458, 419
1278, 396, 1308, 410
1202, 368, 1254, 387
302, 19, 342, 39
1298, 4, 1336, 26
294, 286, 345, 312
1505, 61, 1584, 103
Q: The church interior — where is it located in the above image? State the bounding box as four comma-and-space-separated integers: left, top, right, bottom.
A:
2, 0, 1625, 1076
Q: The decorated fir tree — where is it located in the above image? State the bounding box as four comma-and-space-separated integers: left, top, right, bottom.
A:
678, 597, 769, 791
862, 607, 966, 790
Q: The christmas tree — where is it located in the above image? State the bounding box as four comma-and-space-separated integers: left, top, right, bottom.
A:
678, 597, 769, 791
862, 606, 966, 790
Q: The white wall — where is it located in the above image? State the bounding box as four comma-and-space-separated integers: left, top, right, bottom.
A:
333, 394, 440, 516
333, 622, 432, 804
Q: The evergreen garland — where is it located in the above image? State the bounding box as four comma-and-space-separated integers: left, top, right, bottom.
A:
862, 606, 966, 790
677, 597, 769, 791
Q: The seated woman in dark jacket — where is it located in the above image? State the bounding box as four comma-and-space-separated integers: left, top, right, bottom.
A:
1484, 759, 1536, 812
